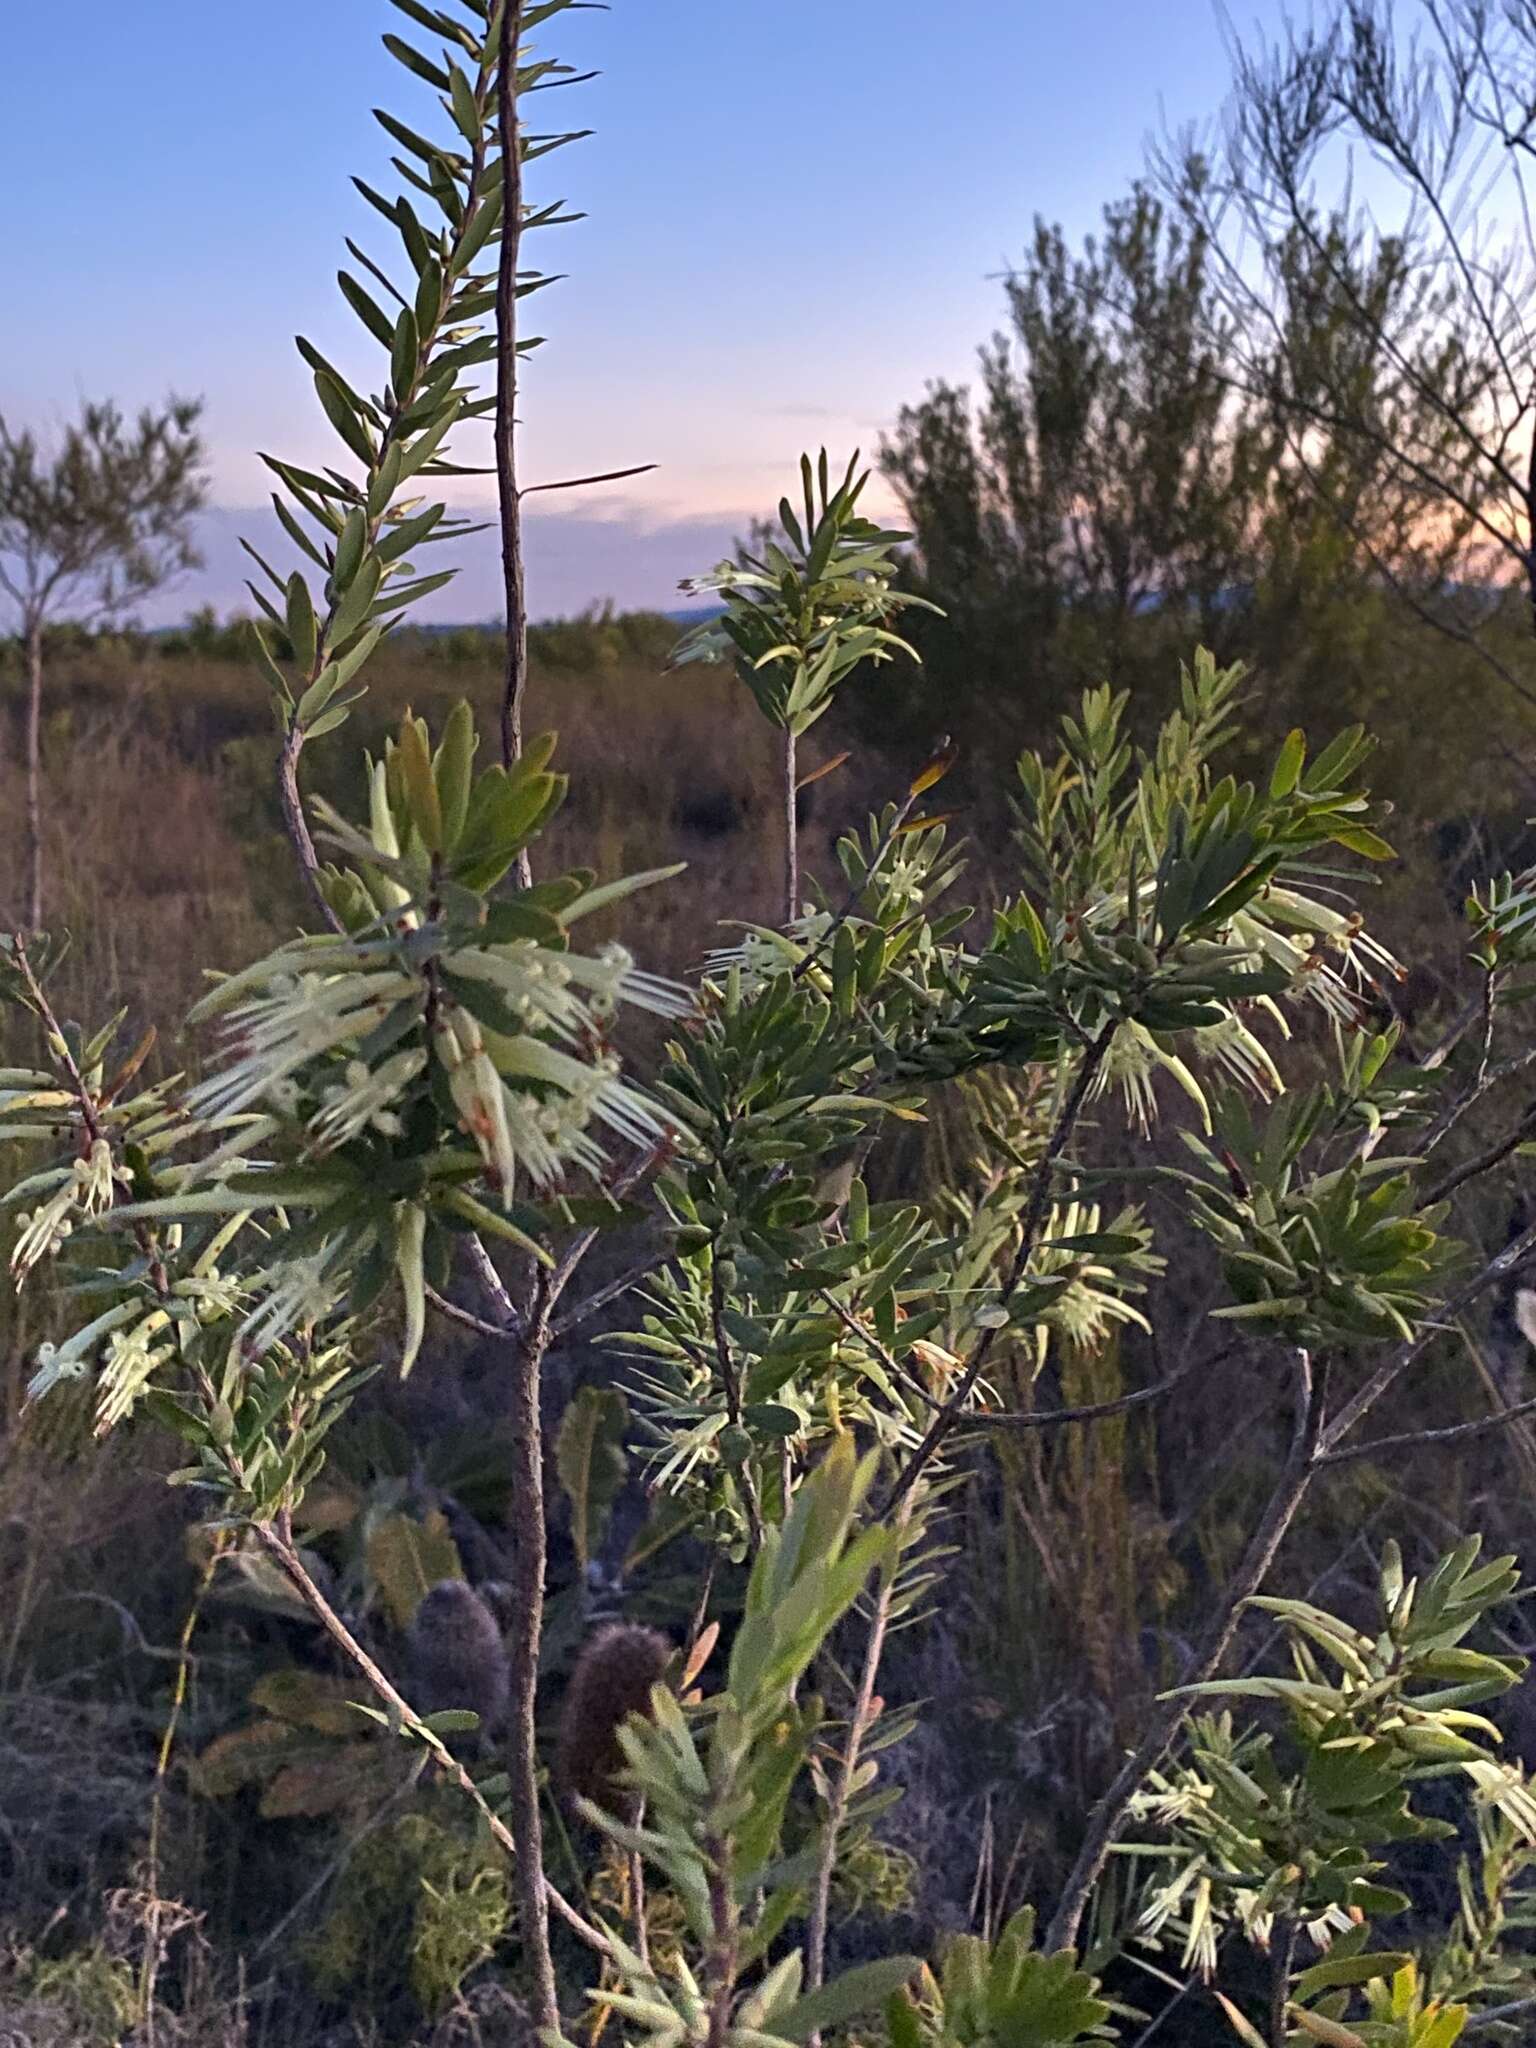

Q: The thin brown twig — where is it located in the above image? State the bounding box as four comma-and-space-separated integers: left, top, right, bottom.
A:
1467, 1995, 1536, 2034
522, 463, 657, 498
13, 934, 105, 1146
1270, 1919, 1299, 2048
1412, 1041, 1536, 1162
804, 1492, 915, 2007
541, 1137, 672, 1326
425, 1283, 511, 1342
1421, 1100, 1536, 1208
278, 723, 343, 935
253, 1522, 612, 1962
781, 724, 799, 928
502, 1258, 560, 2030
550, 1252, 670, 1340
816, 1287, 945, 1412
467, 1233, 523, 1332
1318, 1388, 1536, 1466
1321, 1219, 1536, 1455
963, 1362, 1199, 1431
139, 1531, 228, 2030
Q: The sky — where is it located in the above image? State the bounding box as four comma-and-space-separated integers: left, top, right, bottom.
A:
0, 0, 1276, 623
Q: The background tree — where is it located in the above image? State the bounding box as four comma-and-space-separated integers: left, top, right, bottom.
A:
880, 186, 1269, 755
0, 397, 205, 930
1158, 0, 1536, 755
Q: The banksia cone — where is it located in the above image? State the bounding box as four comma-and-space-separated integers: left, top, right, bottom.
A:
404, 1579, 509, 1739
555, 1623, 672, 1811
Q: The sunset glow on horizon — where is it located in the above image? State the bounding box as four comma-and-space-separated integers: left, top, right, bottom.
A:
1, 0, 1276, 619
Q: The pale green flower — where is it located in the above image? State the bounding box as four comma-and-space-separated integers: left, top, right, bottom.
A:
189, 968, 420, 1122
1189, 1010, 1285, 1100
11, 1179, 79, 1283
244, 1241, 350, 1353
1091, 1018, 1211, 1135
96, 1311, 174, 1433
1231, 887, 1401, 1027
310, 1048, 425, 1151
707, 908, 834, 993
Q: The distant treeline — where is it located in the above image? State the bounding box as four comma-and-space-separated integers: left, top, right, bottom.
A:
0, 602, 688, 677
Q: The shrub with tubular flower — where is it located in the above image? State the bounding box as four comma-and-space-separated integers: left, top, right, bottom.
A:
13, 706, 691, 1428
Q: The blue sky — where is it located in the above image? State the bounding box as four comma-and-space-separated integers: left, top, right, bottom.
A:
0, 0, 1271, 620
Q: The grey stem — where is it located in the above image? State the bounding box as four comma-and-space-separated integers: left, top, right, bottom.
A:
805, 1495, 912, 2009
278, 721, 342, 934
504, 1285, 560, 2034
1270, 1917, 1298, 2047
496, 0, 530, 866
782, 722, 799, 927
24, 614, 43, 933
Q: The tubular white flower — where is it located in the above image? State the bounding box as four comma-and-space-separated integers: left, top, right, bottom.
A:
435, 1007, 519, 1193
77, 1137, 122, 1215
309, 1048, 426, 1152
1190, 1012, 1285, 1100
706, 909, 834, 993
453, 938, 684, 1043
188, 969, 420, 1121
11, 1178, 78, 1283
175, 1267, 245, 1324
1231, 888, 1400, 1027
96, 1311, 173, 1433
243, 1238, 350, 1354
563, 940, 687, 1019
1091, 1019, 1211, 1135
494, 1032, 664, 1152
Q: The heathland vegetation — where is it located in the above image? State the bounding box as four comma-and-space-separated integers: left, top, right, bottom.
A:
4, 5, 1536, 2048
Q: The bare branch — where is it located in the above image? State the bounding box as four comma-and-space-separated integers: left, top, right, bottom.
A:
1319, 1388, 1536, 1465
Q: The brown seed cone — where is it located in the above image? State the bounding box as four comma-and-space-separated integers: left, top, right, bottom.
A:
554, 1623, 672, 1812
404, 1580, 511, 1739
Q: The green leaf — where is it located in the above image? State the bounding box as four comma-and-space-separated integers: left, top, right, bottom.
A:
1330, 823, 1395, 861
246, 620, 293, 712
338, 268, 397, 346
382, 30, 451, 88
555, 1384, 629, 1570
434, 700, 478, 848
390, 305, 421, 401
1294, 1954, 1412, 2002
769, 1957, 921, 2042
448, 62, 480, 142
420, 1708, 481, 1735
329, 554, 384, 649
1270, 727, 1307, 797
332, 506, 368, 592
1213, 1992, 1270, 2048
315, 368, 376, 467
395, 715, 444, 852
394, 1200, 427, 1375
284, 573, 318, 675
